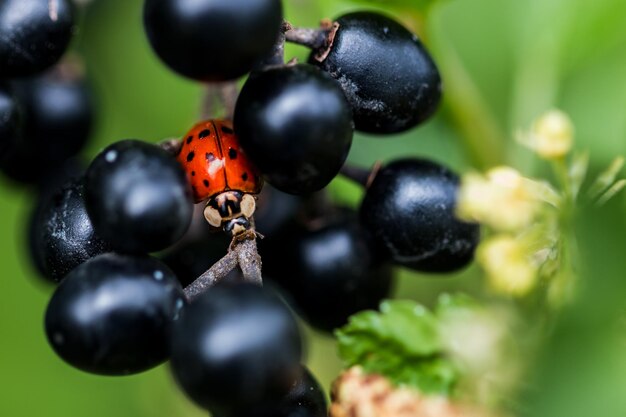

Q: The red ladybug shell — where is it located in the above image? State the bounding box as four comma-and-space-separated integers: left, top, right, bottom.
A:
177, 119, 263, 203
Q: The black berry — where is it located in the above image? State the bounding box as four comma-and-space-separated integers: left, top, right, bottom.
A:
26, 158, 85, 280
143, 0, 283, 81
32, 178, 112, 282
264, 212, 393, 332
85, 140, 193, 254
360, 158, 479, 272
0, 72, 94, 184
234, 64, 353, 195
310, 11, 441, 134
170, 283, 302, 415
0, 0, 75, 78
45, 253, 186, 375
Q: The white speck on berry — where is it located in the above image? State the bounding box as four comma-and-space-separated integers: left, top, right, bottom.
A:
105, 150, 117, 163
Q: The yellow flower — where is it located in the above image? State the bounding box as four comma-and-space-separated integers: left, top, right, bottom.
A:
457, 167, 540, 231
477, 236, 538, 297
523, 110, 574, 159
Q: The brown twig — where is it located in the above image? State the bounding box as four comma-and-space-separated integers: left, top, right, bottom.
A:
285, 19, 339, 63
340, 162, 382, 189
183, 232, 262, 302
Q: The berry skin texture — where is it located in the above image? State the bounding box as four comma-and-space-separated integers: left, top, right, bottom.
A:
26, 158, 84, 280
45, 253, 186, 375
85, 140, 193, 254
176, 119, 263, 203
263, 212, 393, 332
33, 179, 111, 282
1, 73, 94, 184
360, 159, 479, 272
309, 12, 442, 134
234, 64, 353, 195
0, 0, 75, 78
143, 0, 282, 81
170, 283, 302, 416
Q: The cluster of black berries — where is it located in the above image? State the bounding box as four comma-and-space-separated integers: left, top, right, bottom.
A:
0, 0, 479, 416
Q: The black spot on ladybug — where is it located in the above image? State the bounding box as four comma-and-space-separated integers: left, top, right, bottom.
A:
203, 179, 210, 187
221, 125, 234, 134
241, 172, 248, 181
187, 151, 195, 162
191, 171, 196, 176
191, 185, 198, 195
228, 148, 237, 160
198, 129, 211, 139
206, 152, 215, 162
186, 136, 193, 144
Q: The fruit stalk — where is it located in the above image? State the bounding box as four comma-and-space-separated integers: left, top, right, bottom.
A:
284, 23, 328, 50
183, 234, 262, 301
200, 81, 238, 120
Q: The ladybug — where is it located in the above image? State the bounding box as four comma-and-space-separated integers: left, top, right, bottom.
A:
176, 119, 263, 236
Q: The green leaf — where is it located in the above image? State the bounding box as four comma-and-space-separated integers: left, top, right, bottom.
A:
335, 300, 458, 395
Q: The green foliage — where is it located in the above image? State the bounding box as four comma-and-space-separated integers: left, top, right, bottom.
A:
335, 300, 458, 395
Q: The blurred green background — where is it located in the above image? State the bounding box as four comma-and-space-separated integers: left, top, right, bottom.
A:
1, 0, 626, 416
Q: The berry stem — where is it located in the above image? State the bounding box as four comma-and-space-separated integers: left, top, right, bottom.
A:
237, 237, 263, 285
183, 233, 262, 301
339, 162, 381, 189
184, 250, 238, 301
285, 19, 339, 62
284, 25, 327, 50
257, 20, 339, 70
200, 81, 238, 120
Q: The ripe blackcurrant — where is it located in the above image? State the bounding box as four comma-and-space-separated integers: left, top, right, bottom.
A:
85, 140, 193, 254
234, 64, 353, 195
45, 253, 186, 375
309, 11, 441, 134
27, 158, 85, 280
170, 283, 302, 415
1, 72, 94, 183
0, 0, 75, 78
263, 211, 393, 332
32, 178, 111, 282
360, 159, 479, 272
143, 0, 283, 81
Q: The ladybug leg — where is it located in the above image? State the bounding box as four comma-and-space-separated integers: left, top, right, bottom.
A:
228, 229, 257, 252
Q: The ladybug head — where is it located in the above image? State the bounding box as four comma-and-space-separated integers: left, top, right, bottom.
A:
222, 217, 251, 237
203, 191, 256, 236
